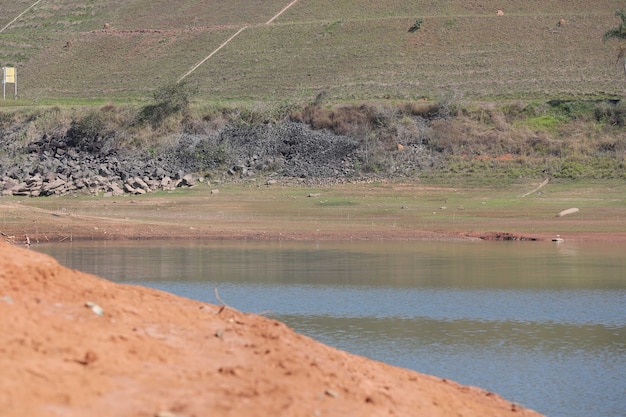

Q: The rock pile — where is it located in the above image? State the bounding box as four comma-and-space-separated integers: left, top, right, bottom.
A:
0, 120, 436, 197
1, 173, 197, 198
0, 142, 200, 197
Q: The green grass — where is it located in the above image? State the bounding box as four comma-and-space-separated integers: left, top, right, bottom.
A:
0, 0, 623, 103
520, 115, 563, 131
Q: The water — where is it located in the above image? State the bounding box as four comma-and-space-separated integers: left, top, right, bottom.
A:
35, 240, 626, 417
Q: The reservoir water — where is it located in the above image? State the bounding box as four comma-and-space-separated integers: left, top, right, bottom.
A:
35, 240, 626, 417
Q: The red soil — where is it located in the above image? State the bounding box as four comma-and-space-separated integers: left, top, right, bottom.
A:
0, 242, 544, 417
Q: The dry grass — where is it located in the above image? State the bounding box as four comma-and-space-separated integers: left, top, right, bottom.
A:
0, 0, 624, 103
2, 98, 622, 179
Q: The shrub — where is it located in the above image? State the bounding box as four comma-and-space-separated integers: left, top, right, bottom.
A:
138, 81, 198, 128
594, 101, 626, 126
408, 18, 424, 33
0, 110, 17, 129
65, 109, 121, 154
400, 101, 440, 117
293, 103, 380, 135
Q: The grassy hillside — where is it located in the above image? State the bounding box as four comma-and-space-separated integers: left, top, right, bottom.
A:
1, 0, 624, 104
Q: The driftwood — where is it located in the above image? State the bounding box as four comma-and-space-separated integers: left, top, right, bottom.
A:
521, 178, 549, 197
557, 208, 579, 217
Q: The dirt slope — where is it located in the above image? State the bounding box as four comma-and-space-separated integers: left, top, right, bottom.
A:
0, 242, 544, 417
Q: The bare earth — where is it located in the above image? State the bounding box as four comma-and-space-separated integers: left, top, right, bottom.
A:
0, 242, 544, 417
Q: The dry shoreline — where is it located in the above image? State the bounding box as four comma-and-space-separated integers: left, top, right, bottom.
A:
2, 180, 626, 244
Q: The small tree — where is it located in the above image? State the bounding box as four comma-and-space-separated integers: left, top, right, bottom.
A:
603, 9, 626, 75
408, 18, 424, 33
138, 81, 198, 128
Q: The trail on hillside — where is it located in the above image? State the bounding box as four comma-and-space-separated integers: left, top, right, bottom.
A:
178, 26, 248, 82
0, 0, 44, 33
178, 0, 301, 82
266, 0, 300, 24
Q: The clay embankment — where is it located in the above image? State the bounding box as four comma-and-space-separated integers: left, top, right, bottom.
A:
0, 243, 543, 417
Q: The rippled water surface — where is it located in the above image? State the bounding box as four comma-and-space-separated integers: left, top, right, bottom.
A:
36, 240, 626, 417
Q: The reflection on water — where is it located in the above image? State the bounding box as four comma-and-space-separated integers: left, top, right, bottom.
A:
35, 240, 626, 417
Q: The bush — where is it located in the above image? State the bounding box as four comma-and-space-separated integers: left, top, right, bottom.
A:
65, 109, 120, 154
408, 18, 424, 33
594, 101, 626, 126
138, 81, 198, 128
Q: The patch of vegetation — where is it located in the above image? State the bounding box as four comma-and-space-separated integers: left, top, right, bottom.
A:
235, 100, 299, 127
593, 101, 626, 126
444, 19, 456, 28
408, 18, 424, 33
64, 105, 134, 154
1, 97, 624, 180
138, 81, 198, 128
323, 20, 343, 34
545, 100, 598, 119
520, 115, 563, 132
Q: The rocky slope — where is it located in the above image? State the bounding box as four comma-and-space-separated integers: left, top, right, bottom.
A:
0, 120, 435, 197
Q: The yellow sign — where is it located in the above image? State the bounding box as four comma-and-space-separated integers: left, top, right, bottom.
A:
3, 67, 15, 83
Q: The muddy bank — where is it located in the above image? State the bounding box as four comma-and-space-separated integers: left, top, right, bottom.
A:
0, 242, 543, 416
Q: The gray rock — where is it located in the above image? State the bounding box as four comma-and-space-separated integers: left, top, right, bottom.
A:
108, 182, 124, 196
74, 179, 86, 189
12, 182, 29, 193
2, 178, 18, 191
132, 177, 150, 192
154, 167, 167, 178
181, 173, 196, 187
124, 183, 137, 194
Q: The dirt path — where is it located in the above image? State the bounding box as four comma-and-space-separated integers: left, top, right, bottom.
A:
520, 178, 549, 198
0, 242, 545, 417
178, 0, 301, 82
178, 26, 248, 82
266, 0, 301, 24
0, 0, 44, 33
